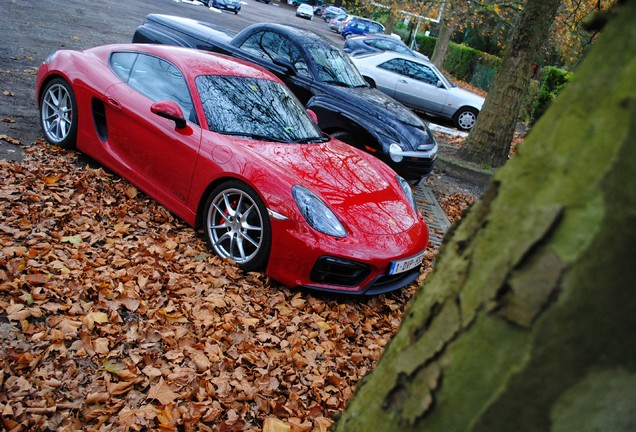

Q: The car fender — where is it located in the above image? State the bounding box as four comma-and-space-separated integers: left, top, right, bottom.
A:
306, 93, 394, 155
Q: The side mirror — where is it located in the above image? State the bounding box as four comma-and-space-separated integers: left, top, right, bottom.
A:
307, 109, 318, 124
436, 80, 444, 88
151, 100, 187, 129
273, 57, 296, 76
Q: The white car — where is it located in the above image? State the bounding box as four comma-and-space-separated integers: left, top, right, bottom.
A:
351, 52, 485, 130
295, 3, 314, 20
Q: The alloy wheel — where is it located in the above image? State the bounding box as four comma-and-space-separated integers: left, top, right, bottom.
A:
206, 188, 265, 265
41, 82, 74, 143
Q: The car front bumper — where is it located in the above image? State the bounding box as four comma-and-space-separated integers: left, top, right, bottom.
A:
265, 214, 429, 295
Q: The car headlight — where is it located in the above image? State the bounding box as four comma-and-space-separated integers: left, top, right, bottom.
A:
389, 143, 404, 163
292, 185, 347, 238
397, 176, 418, 214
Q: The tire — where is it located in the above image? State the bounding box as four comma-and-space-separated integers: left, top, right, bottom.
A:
363, 76, 376, 88
203, 180, 271, 272
330, 130, 361, 149
39, 77, 78, 149
454, 107, 479, 131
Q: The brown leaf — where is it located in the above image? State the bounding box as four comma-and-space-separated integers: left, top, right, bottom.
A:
148, 378, 180, 405
263, 417, 292, 432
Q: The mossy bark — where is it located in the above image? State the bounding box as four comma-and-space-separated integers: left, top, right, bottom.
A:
335, 2, 636, 431
459, 0, 561, 167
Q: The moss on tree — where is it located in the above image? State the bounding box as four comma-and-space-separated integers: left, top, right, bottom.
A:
335, 1, 636, 430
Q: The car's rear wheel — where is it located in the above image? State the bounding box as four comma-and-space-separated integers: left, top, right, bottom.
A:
203, 180, 271, 272
454, 107, 479, 131
39, 77, 77, 149
330, 130, 361, 149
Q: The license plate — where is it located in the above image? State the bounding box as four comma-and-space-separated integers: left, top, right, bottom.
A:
388, 251, 425, 275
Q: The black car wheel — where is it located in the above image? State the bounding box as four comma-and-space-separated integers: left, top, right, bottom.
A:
329, 130, 361, 149
39, 77, 77, 149
203, 180, 271, 272
454, 107, 479, 131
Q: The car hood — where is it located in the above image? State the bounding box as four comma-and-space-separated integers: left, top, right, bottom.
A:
253, 139, 418, 235
448, 86, 485, 109
314, 83, 435, 151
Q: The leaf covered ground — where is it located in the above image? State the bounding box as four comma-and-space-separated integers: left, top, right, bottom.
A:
0, 140, 486, 431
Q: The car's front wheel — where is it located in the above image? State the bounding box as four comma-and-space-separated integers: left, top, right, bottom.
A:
454, 107, 479, 131
39, 77, 77, 149
203, 181, 271, 272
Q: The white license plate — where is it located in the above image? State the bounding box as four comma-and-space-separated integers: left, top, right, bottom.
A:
388, 251, 425, 275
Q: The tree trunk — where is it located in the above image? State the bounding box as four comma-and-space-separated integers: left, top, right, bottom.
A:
335, 2, 636, 431
458, 0, 561, 167
384, 8, 397, 35
430, 17, 454, 68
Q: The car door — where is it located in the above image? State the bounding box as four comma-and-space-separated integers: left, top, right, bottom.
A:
237, 30, 315, 105
104, 52, 201, 206
391, 59, 448, 113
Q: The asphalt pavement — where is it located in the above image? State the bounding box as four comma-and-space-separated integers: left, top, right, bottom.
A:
0, 0, 344, 161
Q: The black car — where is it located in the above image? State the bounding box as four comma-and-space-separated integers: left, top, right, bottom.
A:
133, 15, 437, 180
344, 34, 430, 61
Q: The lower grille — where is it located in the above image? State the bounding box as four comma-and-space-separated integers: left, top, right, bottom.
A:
310, 256, 371, 287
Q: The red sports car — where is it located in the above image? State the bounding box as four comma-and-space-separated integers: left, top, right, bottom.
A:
36, 44, 428, 294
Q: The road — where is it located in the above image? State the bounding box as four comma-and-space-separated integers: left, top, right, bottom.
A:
0, 0, 345, 161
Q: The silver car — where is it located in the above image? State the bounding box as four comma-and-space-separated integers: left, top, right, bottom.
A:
351, 52, 485, 130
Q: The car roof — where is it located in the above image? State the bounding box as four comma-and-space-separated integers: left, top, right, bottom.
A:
361, 50, 431, 65
91, 43, 278, 81
243, 22, 336, 48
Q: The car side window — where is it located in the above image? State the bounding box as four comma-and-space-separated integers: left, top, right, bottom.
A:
404, 60, 438, 85
372, 40, 393, 51
123, 53, 196, 124
394, 44, 411, 55
368, 23, 383, 33
240, 31, 310, 77
378, 59, 407, 75
110, 52, 137, 82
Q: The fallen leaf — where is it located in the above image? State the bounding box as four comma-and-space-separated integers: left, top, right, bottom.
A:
61, 234, 83, 244
263, 417, 292, 432
148, 378, 180, 405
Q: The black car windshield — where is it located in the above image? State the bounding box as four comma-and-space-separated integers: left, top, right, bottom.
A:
307, 45, 368, 87
196, 75, 324, 142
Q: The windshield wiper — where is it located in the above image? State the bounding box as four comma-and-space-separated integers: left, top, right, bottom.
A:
221, 131, 290, 142
322, 80, 351, 88
294, 136, 330, 144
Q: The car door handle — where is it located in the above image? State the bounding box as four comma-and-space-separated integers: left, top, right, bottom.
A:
398, 79, 408, 84
107, 97, 122, 112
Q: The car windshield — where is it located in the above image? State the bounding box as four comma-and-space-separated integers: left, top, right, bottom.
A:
307, 45, 368, 87
429, 63, 455, 88
196, 75, 325, 143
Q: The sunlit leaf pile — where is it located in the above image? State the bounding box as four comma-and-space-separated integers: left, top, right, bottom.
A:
0, 141, 466, 431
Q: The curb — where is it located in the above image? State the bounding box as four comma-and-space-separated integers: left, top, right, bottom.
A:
435, 155, 493, 187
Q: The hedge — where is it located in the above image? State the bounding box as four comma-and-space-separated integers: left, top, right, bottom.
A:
530, 66, 574, 124
414, 35, 501, 91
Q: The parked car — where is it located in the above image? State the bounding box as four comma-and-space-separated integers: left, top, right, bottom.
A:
351, 52, 485, 130
344, 34, 429, 61
328, 14, 348, 33
36, 43, 429, 294
322, 6, 346, 22
295, 3, 314, 20
314, 3, 332, 16
133, 15, 438, 180
287, 0, 308, 5
341, 16, 384, 39
208, 0, 241, 14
